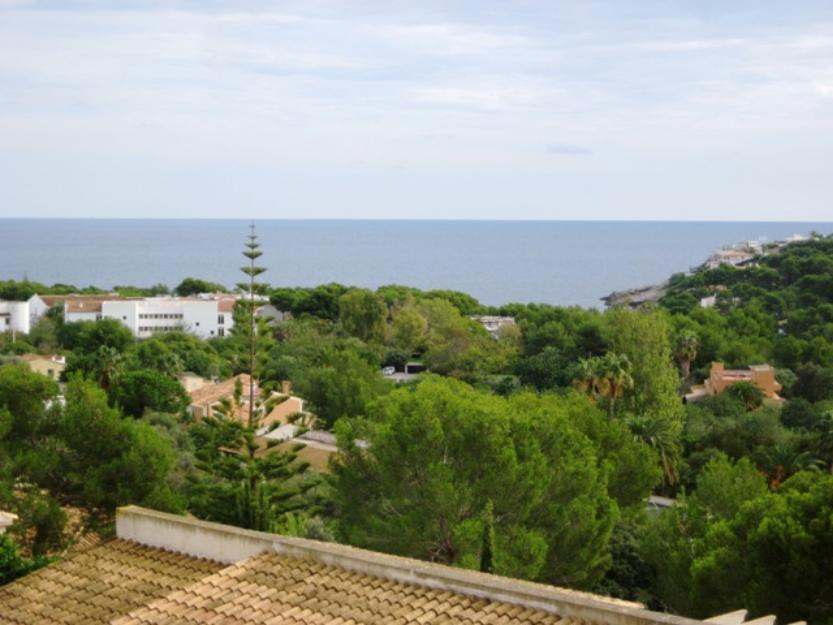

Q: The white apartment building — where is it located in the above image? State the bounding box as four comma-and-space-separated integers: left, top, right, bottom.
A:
66, 296, 237, 339
1, 293, 278, 340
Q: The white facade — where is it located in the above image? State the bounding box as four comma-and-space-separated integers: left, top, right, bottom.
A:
3, 293, 238, 340
95, 297, 235, 339
0, 295, 57, 335
0, 301, 31, 334
27, 295, 51, 320
65, 310, 101, 322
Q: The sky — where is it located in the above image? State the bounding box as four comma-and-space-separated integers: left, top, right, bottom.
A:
1, 0, 832, 220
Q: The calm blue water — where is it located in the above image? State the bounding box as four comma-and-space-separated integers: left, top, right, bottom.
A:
0, 220, 830, 308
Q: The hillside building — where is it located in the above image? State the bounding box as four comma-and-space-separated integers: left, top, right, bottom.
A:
686, 362, 783, 403
705, 362, 782, 399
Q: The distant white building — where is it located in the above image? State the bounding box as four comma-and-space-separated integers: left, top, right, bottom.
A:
0, 294, 52, 335
704, 249, 756, 270
738, 239, 764, 254
0, 300, 30, 335
1, 293, 241, 340
469, 315, 517, 338
65, 295, 238, 339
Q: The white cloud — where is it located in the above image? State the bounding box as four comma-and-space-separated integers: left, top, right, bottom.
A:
1, 2, 832, 218
378, 22, 530, 56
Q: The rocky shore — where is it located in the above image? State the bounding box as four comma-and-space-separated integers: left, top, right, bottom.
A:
601, 233, 813, 308
601, 281, 668, 308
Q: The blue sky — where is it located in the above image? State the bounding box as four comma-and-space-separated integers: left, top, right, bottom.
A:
1, 0, 832, 220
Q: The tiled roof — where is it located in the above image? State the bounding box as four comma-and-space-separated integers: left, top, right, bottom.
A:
39, 294, 124, 310
189, 373, 255, 408
37, 294, 89, 307
0, 539, 223, 625
0, 506, 717, 625
190, 375, 304, 429
217, 297, 236, 313
114, 551, 572, 625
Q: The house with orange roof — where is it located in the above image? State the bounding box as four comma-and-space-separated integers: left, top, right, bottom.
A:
705, 362, 782, 399
686, 362, 783, 403
188, 374, 306, 431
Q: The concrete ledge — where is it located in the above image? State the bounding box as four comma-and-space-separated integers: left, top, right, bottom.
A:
116, 506, 708, 625
116, 506, 276, 564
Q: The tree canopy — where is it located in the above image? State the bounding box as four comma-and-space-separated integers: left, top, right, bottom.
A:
332, 376, 618, 588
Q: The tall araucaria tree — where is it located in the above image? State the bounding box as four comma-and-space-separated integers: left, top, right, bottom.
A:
236, 222, 272, 429
188, 224, 319, 532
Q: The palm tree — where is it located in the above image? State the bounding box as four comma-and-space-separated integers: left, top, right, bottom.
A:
572, 357, 603, 400
760, 441, 825, 488
674, 329, 699, 381
597, 352, 634, 419
94, 345, 123, 391
626, 413, 681, 486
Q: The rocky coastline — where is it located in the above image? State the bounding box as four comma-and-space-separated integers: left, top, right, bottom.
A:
601, 281, 668, 308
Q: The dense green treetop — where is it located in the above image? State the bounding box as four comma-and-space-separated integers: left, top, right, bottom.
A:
332, 375, 618, 588
109, 368, 189, 418
173, 277, 226, 296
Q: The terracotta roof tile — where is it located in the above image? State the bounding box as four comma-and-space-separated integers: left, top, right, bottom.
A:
112, 552, 588, 625
218, 298, 237, 313
2, 507, 706, 625
188, 374, 254, 409
0, 539, 223, 625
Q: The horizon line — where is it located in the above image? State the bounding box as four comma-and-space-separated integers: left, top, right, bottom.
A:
2, 217, 832, 224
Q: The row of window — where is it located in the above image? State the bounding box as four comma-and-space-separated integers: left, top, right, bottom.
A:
137, 326, 225, 336
139, 313, 184, 320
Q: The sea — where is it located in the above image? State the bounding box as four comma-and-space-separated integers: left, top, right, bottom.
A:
1, 220, 831, 309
